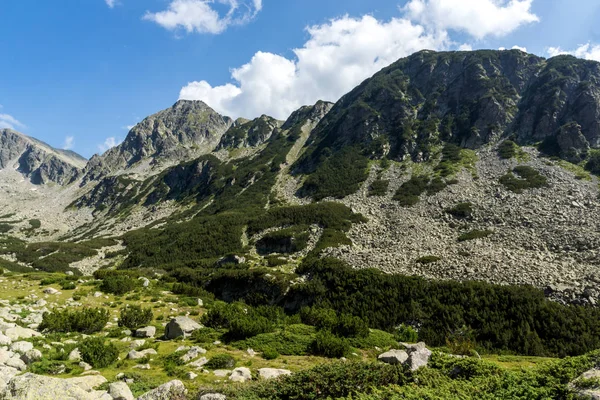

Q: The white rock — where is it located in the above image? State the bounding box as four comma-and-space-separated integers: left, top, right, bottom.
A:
0, 334, 11, 346
43, 288, 60, 295
377, 349, 409, 365
228, 367, 252, 383
164, 316, 202, 339
213, 369, 231, 377
129, 340, 145, 349
133, 364, 151, 370
79, 361, 92, 371
136, 380, 187, 400
199, 395, 226, 400
69, 348, 82, 362
108, 381, 134, 400
6, 356, 27, 371
187, 357, 208, 369
1, 373, 96, 400
181, 346, 206, 362
10, 341, 33, 354
65, 375, 108, 392
127, 348, 157, 360
21, 349, 42, 364
258, 368, 292, 380
5, 326, 40, 341
185, 371, 198, 380
135, 326, 156, 338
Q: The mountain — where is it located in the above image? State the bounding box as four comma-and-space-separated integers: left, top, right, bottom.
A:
83, 100, 233, 182
1, 50, 600, 306
0, 129, 86, 185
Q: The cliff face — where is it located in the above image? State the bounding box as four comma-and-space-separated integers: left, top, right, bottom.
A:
0, 129, 85, 185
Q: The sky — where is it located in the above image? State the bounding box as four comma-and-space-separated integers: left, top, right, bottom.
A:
0, 0, 599, 158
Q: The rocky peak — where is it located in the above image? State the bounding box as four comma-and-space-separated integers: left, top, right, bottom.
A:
83, 100, 233, 181
217, 115, 283, 150
281, 100, 334, 130
0, 129, 85, 185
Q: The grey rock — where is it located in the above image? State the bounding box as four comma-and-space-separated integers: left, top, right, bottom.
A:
164, 317, 202, 339
136, 380, 187, 400
377, 349, 409, 365
228, 367, 252, 383
20, 349, 42, 364
0, 373, 97, 400
181, 346, 206, 362
258, 368, 292, 380
109, 381, 134, 400
199, 395, 227, 400
127, 348, 157, 360
135, 326, 156, 338
9, 341, 33, 354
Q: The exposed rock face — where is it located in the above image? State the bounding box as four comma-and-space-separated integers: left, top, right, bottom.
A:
83, 100, 233, 181
108, 382, 134, 400
297, 50, 600, 172
228, 367, 252, 383
0, 129, 85, 185
217, 115, 283, 150
0, 373, 100, 400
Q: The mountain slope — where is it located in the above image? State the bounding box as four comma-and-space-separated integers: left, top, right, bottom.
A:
0, 129, 85, 185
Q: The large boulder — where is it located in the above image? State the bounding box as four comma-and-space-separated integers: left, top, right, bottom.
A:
0, 334, 11, 347
181, 347, 206, 363
4, 327, 40, 341
135, 327, 156, 339
187, 357, 208, 369
9, 342, 33, 355
20, 349, 42, 365
136, 380, 187, 400
377, 349, 409, 365
108, 381, 134, 400
258, 368, 292, 380
570, 369, 600, 399
228, 367, 252, 383
403, 342, 432, 371
0, 373, 98, 399
164, 317, 202, 339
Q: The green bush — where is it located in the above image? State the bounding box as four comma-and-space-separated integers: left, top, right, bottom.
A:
586, 150, 600, 175
39, 308, 109, 334
262, 348, 280, 360
416, 256, 441, 264
500, 166, 548, 193
498, 140, 518, 159
228, 315, 275, 340
118, 305, 153, 329
100, 274, 137, 295
458, 230, 493, 242
79, 337, 119, 368
205, 354, 236, 369
311, 331, 350, 358
395, 324, 419, 343
28, 219, 41, 229
60, 281, 76, 290
445, 202, 473, 219
368, 179, 390, 197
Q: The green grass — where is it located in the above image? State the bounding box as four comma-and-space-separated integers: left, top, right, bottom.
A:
458, 230, 494, 242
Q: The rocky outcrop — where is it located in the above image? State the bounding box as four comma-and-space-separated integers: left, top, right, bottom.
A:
378, 342, 432, 371
0, 373, 104, 400
217, 115, 283, 150
0, 129, 85, 185
83, 100, 233, 182
135, 380, 187, 400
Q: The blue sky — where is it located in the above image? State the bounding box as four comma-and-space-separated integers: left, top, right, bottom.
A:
0, 0, 599, 158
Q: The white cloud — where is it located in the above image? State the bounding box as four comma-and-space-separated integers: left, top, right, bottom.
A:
458, 44, 473, 51
547, 43, 600, 62
105, 0, 117, 8
499, 45, 527, 52
143, 0, 262, 35
0, 114, 25, 130
403, 0, 539, 40
179, 1, 540, 120
180, 15, 448, 119
98, 137, 122, 153
63, 136, 75, 150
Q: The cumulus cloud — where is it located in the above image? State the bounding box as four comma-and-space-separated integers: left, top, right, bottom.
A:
144, 0, 262, 34
63, 136, 75, 150
179, 1, 540, 120
0, 114, 25, 130
403, 0, 538, 39
98, 137, 122, 153
498, 45, 528, 52
105, 0, 117, 8
547, 43, 600, 62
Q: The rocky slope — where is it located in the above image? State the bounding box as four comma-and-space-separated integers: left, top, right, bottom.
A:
1, 50, 600, 306
0, 129, 86, 185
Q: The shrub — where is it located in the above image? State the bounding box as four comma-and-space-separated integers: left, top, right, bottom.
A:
205, 354, 236, 369
458, 230, 493, 242
586, 150, 600, 175
118, 305, 153, 329
228, 315, 275, 340
39, 308, 109, 334
500, 166, 548, 193
60, 281, 76, 290
445, 202, 473, 219
416, 256, 441, 264
368, 179, 390, 197
79, 337, 119, 368
393, 175, 429, 206
333, 314, 369, 339
262, 348, 280, 360
395, 324, 419, 343
100, 274, 137, 295
191, 327, 221, 344
311, 331, 350, 358
498, 140, 518, 159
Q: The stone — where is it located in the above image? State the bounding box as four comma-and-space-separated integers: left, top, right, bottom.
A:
185, 371, 197, 380
228, 367, 252, 383
79, 361, 92, 371
127, 348, 157, 360
69, 348, 82, 362
136, 380, 187, 400
0, 373, 97, 400
181, 346, 206, 362
378, 349, 409, 365
129, 340, 146, 349
20, 349, 42, 364
186, 357, 208, 369
199, 395, 226, 400
5, 326, 40, 341
108, 381, 135, 400
403, 342, 432, 371
213, 370, 231, 377
9, 341, 33, 354
246, 348, 256, 357
0, 333, 11, 346
258, 368, 292, 380
197, 299, 203, 307
0, 348, 14, 364
121, 329, 132, 336
135, 326, 156, 338
6, 356, 27, 371
164, 316, 202, 339
133, 364, 151, 370
43, 288, 60, 295
139, 277, 150, 287
66, 375, 108, 392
